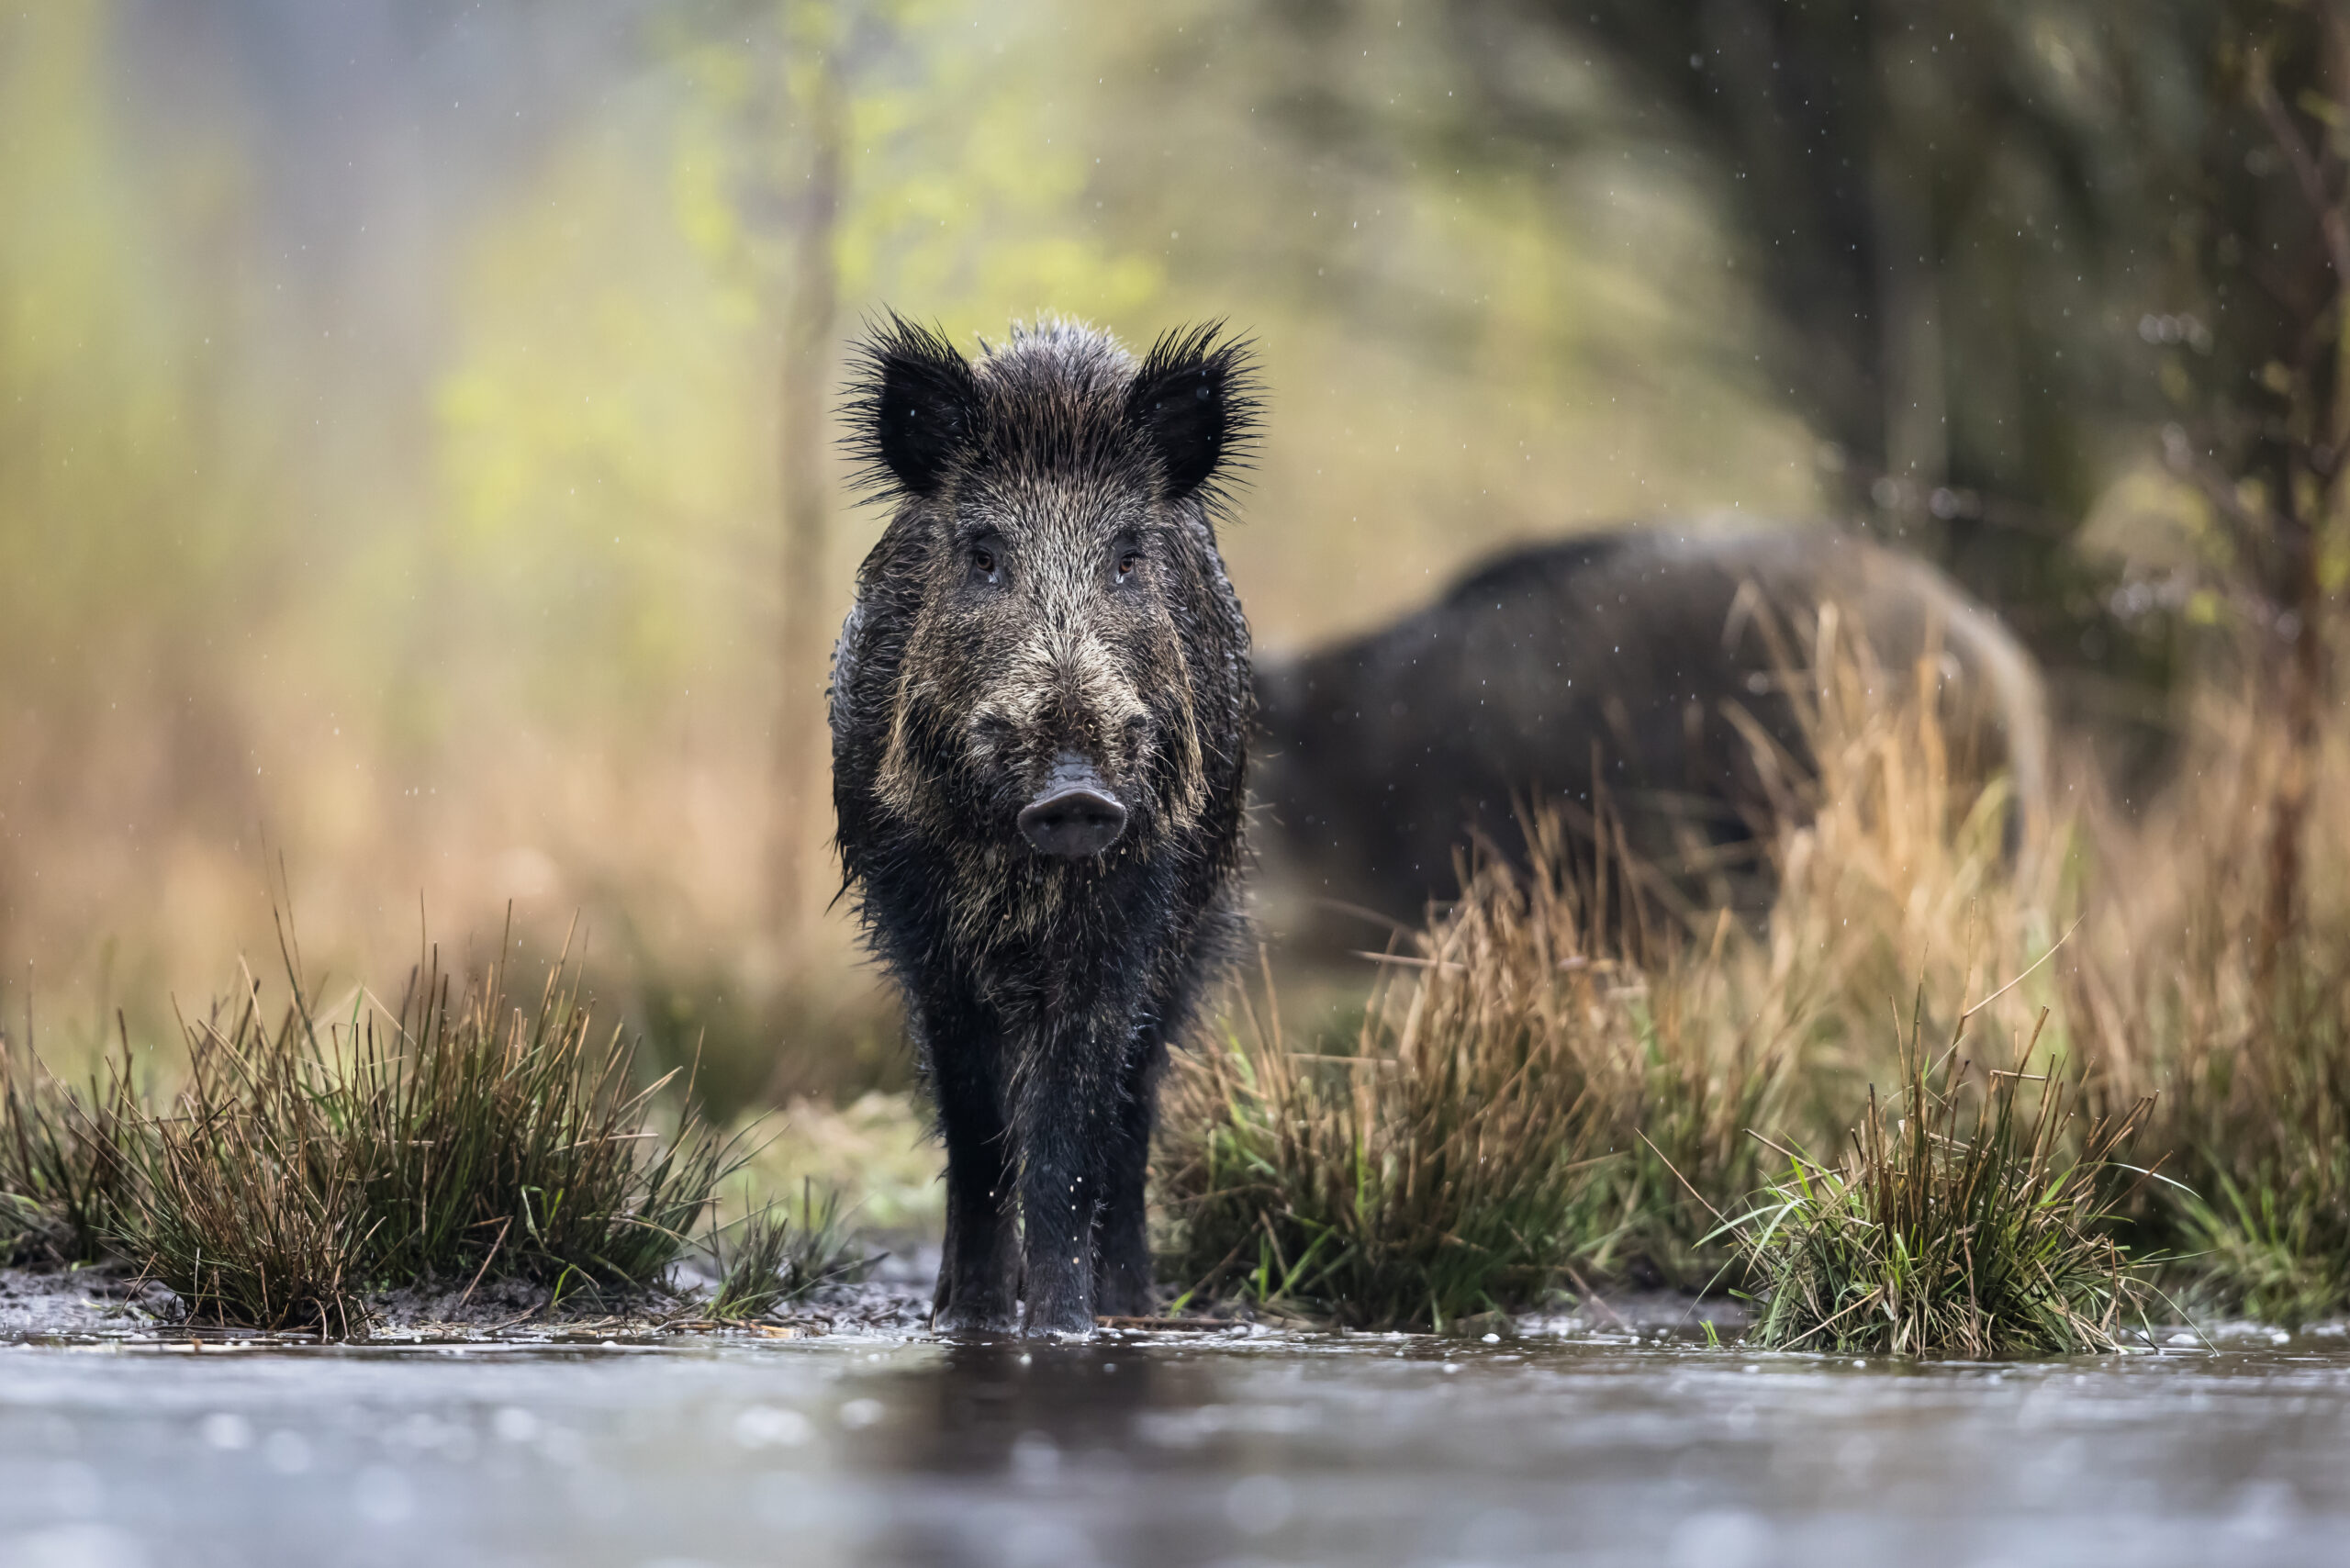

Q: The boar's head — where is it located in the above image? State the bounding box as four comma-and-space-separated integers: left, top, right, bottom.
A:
838, 317, 1257, 868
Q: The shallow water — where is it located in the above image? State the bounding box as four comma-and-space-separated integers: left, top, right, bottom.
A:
2, 1324, 2346, 1568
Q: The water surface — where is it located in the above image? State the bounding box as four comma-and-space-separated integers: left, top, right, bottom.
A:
2, 1325, 2344, 1567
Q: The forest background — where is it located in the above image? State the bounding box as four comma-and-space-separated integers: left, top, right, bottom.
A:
0, 0, 2310, 1119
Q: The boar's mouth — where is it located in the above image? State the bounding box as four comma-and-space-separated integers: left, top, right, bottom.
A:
1015, 752, 1129, 857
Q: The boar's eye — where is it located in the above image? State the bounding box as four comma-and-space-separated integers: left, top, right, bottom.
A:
968, 545, 1000, 586
1115, 550, 1142, 583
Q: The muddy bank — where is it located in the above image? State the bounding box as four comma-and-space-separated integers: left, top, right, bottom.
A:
0, 1249, 1761, 1346
0, 1239, 945, 1345
0, 1268, 1760, 1350
10, 1257, 2346, 1354
38, 1247, 2333, 1349
0, 1266, 175, 1339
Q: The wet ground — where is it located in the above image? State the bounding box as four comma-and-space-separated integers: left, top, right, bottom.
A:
2, 1311, 2346, 1568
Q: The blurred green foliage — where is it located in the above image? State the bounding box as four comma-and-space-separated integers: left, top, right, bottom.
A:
0, 0, 2330, 1123
0, 4, 273, 790
0, 0, 1816, 1099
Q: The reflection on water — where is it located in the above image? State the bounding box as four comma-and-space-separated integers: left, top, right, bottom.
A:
1, 1327, 2346, 1568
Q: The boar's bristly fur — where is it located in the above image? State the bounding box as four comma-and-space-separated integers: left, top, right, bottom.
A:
831, 316, 1258, 1336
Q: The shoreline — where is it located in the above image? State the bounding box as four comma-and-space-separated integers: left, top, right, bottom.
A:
25, 1257, 2328, 1351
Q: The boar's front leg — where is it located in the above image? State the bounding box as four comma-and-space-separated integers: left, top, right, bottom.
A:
927, 1007, 1020, 1334
1014, 1025, 1123, 1336
1091, 1033, 1169, 1319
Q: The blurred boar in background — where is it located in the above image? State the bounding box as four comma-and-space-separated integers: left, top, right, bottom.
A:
1252, 525, 2049, 948
830, 319, 1258, 1335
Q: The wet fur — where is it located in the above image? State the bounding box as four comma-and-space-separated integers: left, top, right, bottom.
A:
831, 318, 1256, 1335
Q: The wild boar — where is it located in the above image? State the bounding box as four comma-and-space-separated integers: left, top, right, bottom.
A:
830, 318, 1257, 1335
1251, 524, 2050, 947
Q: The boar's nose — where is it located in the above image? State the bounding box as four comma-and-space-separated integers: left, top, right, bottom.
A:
1017, 753, 1128, 857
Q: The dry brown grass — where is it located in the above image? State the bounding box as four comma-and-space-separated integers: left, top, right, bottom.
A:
0, 924, 749, 1333
1155, 843, 1668, 1328
1746, 604, 2069, 1117
1157, 603, 2078, 1327
2072, 684, 2350, 1322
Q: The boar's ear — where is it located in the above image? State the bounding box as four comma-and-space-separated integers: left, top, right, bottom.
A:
843, 314, 979, 498
1125, 323, 1260, 504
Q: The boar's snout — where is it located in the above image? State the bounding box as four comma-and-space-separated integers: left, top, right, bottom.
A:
1017, 753, 1129, 857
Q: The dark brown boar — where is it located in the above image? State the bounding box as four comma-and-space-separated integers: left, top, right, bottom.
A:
1251, 524, 2050, 948
830, 317, 1257, 1336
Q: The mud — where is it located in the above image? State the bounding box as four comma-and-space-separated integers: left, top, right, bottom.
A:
0, 1237, 952, 1346
3, 1256, 1747, 1348
0, 1267, 174, 1340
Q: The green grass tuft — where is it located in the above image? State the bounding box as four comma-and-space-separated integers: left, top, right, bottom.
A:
0, 1028, 125, 1268
706, 1181, 873, 1321
2178, 1174, 2350, 1327
2174, 966, 2350, 1324
1731, 1003, 2157, 1356
97, 924, 747, 1332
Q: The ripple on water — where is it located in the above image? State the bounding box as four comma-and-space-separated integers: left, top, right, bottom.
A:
0, 1329, 2342, 1566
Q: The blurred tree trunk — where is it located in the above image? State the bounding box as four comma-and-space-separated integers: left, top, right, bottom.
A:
2242, 16, 2350, 979
1871, 123, 1946, 505
765, 14, 844, 954
2146, 2, 2350, 979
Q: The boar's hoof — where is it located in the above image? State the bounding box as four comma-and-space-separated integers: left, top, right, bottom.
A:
1017, 757, 1127, 857
933, 1300, 1019, 1336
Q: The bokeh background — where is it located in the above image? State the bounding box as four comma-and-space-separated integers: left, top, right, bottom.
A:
0, 0, 2258, 1116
